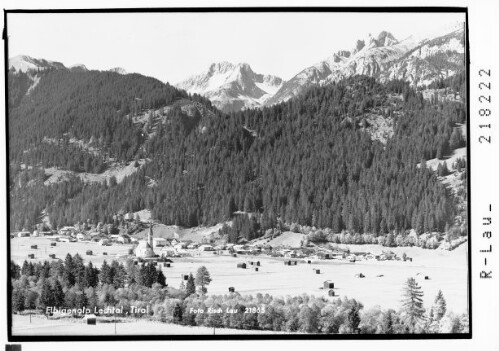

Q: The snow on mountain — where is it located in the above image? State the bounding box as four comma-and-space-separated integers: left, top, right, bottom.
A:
109, 67, 128, 75
266, 26, 465, 107
176, 62, 283, 113
69, 64, 88, 72
9, 55, 67, 73
380, 27, 465, 87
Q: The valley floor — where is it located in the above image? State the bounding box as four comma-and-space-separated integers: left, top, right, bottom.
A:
11, 237, 469, 315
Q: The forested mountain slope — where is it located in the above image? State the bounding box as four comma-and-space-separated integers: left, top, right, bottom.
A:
9, 67, 466, 242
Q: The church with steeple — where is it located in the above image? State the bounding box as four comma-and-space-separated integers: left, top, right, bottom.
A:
134, 223, 155, 258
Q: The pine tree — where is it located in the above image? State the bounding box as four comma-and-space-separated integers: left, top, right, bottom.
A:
156, 270, 166, 287
195, 266, 212, 292
12, 288, 26, 312
63, 254, 75, 286
186, 273, 196, 296
401, 277, 425, 332
11, 261, 21, 280
345, 302, 362, 333
53, 279, 65, 308
382, 309, 395, 334
84, 262, 98, 288
433, 290, 447, 320
98, 260, 111, 286
39, 279, 55, 313
173, 303, 183, 323
72, 254, 85, 286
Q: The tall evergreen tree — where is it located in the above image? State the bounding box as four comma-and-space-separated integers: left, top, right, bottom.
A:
401, 277, 425, 332
63, 254, 75, 287
53, 279, 65, 308
345, 301, 362, 333
432, 290, 447, 320
98, 260, 111, 286
39, 279, 55, 313
186, 273, 196, 296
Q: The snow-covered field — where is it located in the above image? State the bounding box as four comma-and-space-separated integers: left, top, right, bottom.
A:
252, 231, 306, 248
425, 147, 466, 172
12, 315, 278, 335
11, 238, 468, 315
11, 237, 134, 267
134, 222, 227, 242
164, 245, 468, 314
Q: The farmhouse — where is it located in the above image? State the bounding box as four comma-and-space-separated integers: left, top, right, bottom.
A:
152, 237, 167, 247
159, 246, 176, 257
117, 235, 131, 244
198, 244, 213, 251
76, 233, 89, 241
59, 226, 76, 235
233, 244, 246, 252
382, 251, 397, 260
174, 243, 187, 250
98, 239, 110, 246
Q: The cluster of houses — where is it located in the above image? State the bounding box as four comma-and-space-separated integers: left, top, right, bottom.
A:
13, 225, 411, 264
273, 247, 407, 262
221, 244, 409, 263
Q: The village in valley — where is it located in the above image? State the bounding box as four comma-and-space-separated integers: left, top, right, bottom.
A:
11, 208, 469, 324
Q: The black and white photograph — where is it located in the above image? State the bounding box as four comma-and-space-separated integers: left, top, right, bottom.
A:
3, 6, 475, 341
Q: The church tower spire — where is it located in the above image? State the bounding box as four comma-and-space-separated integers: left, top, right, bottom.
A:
148, 222, 154, 249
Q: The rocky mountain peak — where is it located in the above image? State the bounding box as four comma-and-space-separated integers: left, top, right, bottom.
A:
176, 62, 283, 113
9, 55, 67, 73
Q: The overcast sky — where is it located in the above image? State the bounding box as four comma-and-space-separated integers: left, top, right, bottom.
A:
7, 12, 464, 84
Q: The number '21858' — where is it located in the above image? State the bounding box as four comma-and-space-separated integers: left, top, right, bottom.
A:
478, 69, 491, 144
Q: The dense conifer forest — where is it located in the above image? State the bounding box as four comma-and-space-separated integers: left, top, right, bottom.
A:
8, 69, 467, 242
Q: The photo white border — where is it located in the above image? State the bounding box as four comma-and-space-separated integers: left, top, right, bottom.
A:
0, 0, 497, 350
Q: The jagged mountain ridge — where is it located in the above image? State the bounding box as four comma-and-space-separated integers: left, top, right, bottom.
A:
265, 26, 464, 106
176, 62, 283, 113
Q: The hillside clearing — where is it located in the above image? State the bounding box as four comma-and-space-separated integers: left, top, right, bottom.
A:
44, 159, 148, 185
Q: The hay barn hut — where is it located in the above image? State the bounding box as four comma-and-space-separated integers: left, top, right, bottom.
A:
324, 281, 335, 289
84, 314, 97, 325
